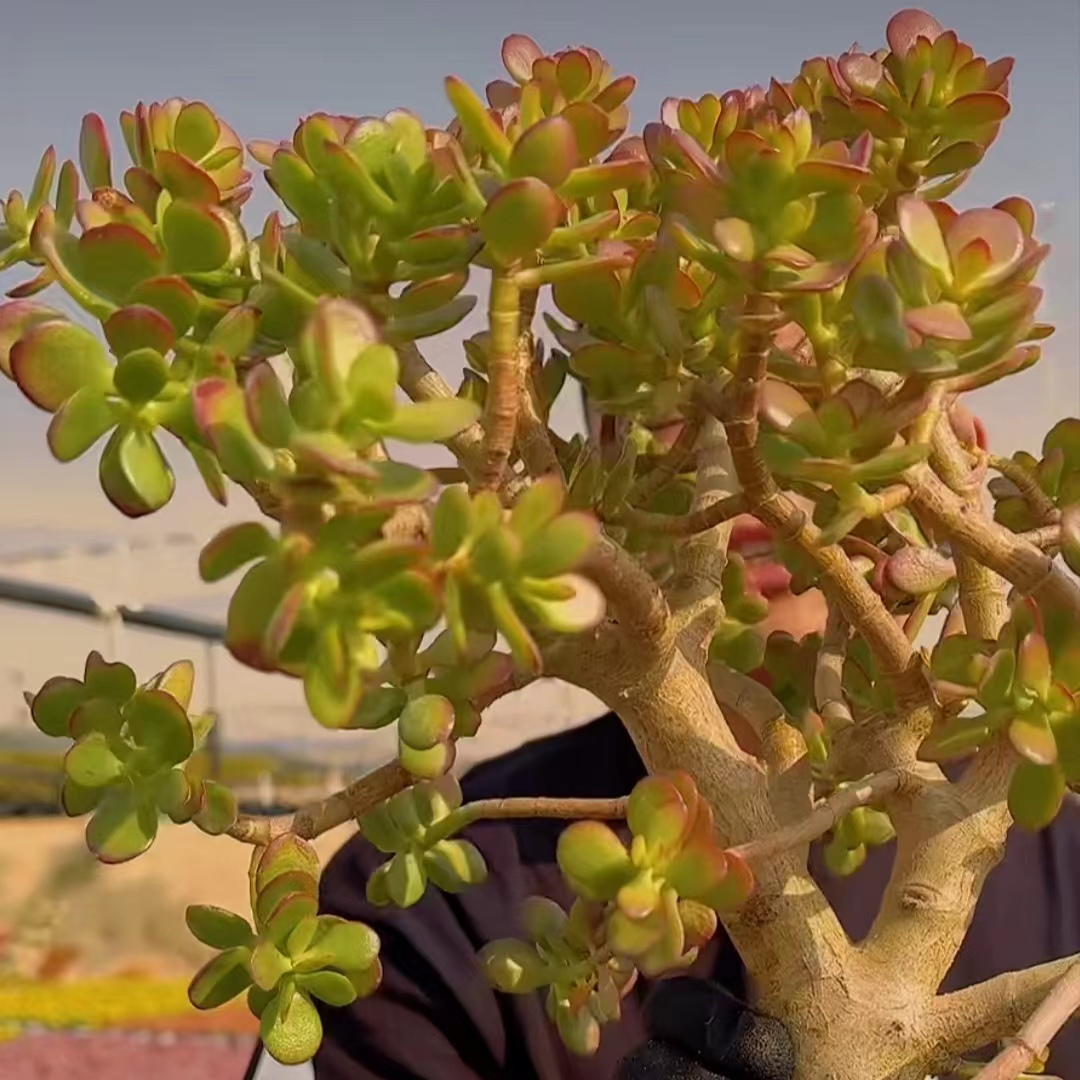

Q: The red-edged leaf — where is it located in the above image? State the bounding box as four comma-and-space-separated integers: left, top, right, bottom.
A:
10, 320, 111, 411
79, 114, 113, 190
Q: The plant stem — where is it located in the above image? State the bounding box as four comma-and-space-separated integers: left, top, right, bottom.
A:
971, 959, 1080, 1080
478, 270, 523, 490
729, 769, 902, 864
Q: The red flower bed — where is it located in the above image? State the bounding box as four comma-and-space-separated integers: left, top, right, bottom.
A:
0, 1031, 258, 1080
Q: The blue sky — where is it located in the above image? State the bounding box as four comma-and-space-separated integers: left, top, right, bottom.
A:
0, 0, 1076, 539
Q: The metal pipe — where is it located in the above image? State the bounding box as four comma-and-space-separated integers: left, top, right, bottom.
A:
0, 576, 225, 641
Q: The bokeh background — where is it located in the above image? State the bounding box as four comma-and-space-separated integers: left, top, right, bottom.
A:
0, 1, 1076, 1077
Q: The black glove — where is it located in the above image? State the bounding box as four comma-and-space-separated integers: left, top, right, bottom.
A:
617, 977, 796, 1080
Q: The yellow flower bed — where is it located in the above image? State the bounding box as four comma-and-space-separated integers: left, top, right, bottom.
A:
0, 977, 194, 1031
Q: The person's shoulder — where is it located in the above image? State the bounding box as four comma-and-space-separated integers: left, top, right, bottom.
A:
460, 710, 643, 802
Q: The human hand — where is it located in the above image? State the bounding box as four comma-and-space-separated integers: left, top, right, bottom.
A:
616, 977, 795, 1080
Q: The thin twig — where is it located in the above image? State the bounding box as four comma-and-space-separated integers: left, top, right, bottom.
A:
618, 493, 747, 536
227, 761, 411, 845
970, 958, 1080, 1080
629, 413, 704, 505
729, 769, 902, 864
815, 604, 854, 730
478, 272, 523, 490
987, 453, 1061, 526
708, 662, 786, 739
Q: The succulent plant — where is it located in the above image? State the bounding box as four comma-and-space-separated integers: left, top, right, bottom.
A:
1, 8, 1076, 1076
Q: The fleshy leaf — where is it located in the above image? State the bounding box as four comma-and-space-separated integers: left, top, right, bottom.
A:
556, 821, 634, 901
185, 905, 255, 950
11, 320, 111, 412
99, 426, 176, 518
1009, 760, 1066, 831
85, 785, 158, 863
188, 947, 253, 1010
480, 178, 562, 265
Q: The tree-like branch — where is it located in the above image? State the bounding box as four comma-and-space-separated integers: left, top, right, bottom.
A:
228, 761, 411, 846
986, 452, 1061, 526
729, 769, 901, 864
579, 533, 672, 649
455, 795, 626, 827
478, 273, 524, 491
929, 953, 1080, 1075
396, 341, 486, 473
930, 420, 1008, 639
815, 603, 854, 730
709, 312, 917, 685
516, 365, 565, 482
909, 465, 1080, 620
618, 492, 747, 536
629, 412, 703, 505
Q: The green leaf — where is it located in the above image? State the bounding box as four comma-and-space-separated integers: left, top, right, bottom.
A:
368, 460, 438, 505
244, 362, 295, 448
298, 916, 380, 973
200, 524, 276, 584
174, 102, 221, 161
99, 426, 176, 518
10, 319, 111, 412
188, 946, 253, 1010
64, 732, 124, 788
61, 778, 104, 817
263, 893, 320, 950
81, 655, 135, 707
510, 476, 564, 539
487, 582, 542, 674
897, 195, 953, 284
194, 780, 239, 835
627, 775, 692, 860
297, 971, 358, 1007
186, 905, 255, 950
517, 574, 606, 633
251, 939, 292, 991
444, 76, 512, 166
30, 676, 88, 738
114, 347, 169, 404
509, 117, 578, 188
519, 513, 600, 577
125, 687, 194, 764
161, 200, 231, 273
255, 871, 318, 930
423, 838, 489, 893
375, 398, 481, 443
85, 784, 159, 863
77, 224, 164, 303
398, 739, 455, 780
480, 179, 562, 265
1009, 760, 1066, 831
206, 304, 259, 360
192, 378, 276, 484
128, 275, 199, 335
299, 297, 381, 399
398, 694, 455, 751
104, 305, 177, 358
260, 986, 323, 1066
79, 114, 113, 190
256, 834, 322, 894
556, 821, 634, 901
479, 939, 548, 993
344, 343, 399, 423
433, 486, 473, 558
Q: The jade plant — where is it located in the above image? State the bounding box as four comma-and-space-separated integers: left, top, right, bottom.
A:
2, 8, 1078, 1077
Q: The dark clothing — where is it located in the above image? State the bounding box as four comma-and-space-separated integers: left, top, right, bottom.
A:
313, 713, 1080, 1079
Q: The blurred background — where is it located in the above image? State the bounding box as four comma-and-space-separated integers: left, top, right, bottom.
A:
0, 0, 1076, 1077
